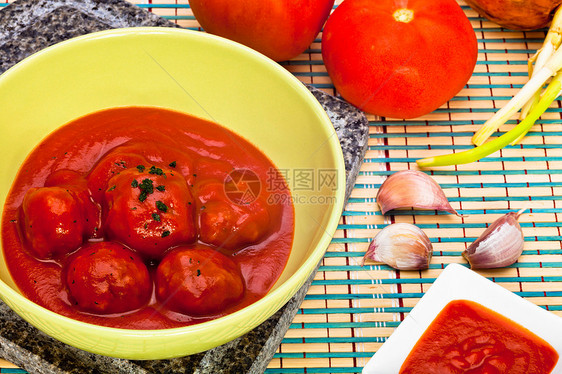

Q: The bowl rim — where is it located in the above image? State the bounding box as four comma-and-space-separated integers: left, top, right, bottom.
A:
0, 27, 347, 340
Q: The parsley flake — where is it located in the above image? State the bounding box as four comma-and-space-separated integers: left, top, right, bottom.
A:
148, 165, 165, 176
139, 192, 148, 202
139, 178, 154, 194
156, 201, 168, 212
162, 230, 171, 238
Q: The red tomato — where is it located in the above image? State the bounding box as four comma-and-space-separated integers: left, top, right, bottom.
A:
155, 245, 245, 315
321, 0, 478, 119
65, 242, 152, 314
103, 167, 197, 259
189, 0, 335, 61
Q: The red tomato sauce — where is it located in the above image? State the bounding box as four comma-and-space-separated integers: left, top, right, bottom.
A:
400, 299, 559, 374
1, 107, 295, 330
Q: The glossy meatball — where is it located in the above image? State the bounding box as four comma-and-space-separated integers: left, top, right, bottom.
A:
65, 242, 152, 314
87, 141, 195, 203
196, 181, 270, 251
103, 167, 196, 259
45, 169, 101, 238
87, 147, 149, 203
155, 245, 245, 316
20, 186, 86, 260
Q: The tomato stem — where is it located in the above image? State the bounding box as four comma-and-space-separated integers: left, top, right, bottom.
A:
393, 8, 414, 23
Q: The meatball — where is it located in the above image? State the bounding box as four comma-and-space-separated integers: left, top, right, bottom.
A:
103, 166, 196, 259
65, 242, 152, 314
20, 186, 86, 260
193, 157, 234, 181
87, 141, 195, 203
155, 245, 245, 316
45, 169, 101, 238
196, 181, 270, 251
87, 147, 149, 203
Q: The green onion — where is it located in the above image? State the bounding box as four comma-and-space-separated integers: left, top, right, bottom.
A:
471, 7, 562, 147
417, 73, 562, 168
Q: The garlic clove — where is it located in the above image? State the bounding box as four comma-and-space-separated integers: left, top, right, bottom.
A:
462, 210, 525, 269
376, 170, 461, 216
363, 223, 433, 270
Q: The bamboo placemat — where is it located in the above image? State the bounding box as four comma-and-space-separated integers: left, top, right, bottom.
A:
1, 1, 562, 373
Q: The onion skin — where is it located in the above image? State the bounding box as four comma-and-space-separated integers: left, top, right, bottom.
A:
465, 0, 562, 30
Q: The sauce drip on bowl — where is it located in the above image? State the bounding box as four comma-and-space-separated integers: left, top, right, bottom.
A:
400, 299, 559, 374
1, 107, 295, 330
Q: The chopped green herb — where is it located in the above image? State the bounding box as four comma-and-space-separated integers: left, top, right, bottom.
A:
108, 185, 116, 191
148, 165, 165, 176
162, 230, 171, 238
139, 192, 148, 202
140, 178, 154, 193
169, 161, 177, 168
131, 180, 139, 188
152, 213, 161, 222
156, 201, 168, 212
136, 165, 146, 172
156, 185, 166, 192
196, 269, 201, 277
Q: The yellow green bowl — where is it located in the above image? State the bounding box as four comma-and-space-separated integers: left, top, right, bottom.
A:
0, 27, 345, 359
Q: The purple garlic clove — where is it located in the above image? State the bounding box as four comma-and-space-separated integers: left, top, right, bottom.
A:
376, 170, 461, 216
462, 210, 525, 269
363, 223, 433, 270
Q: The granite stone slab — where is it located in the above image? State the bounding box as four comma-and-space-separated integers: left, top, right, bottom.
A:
0, 1, 369, 373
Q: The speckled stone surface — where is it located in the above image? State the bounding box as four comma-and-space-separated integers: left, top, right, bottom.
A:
0, 1, 369, 373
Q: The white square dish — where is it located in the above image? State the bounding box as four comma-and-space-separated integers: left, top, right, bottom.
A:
362, 263, 562, 374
